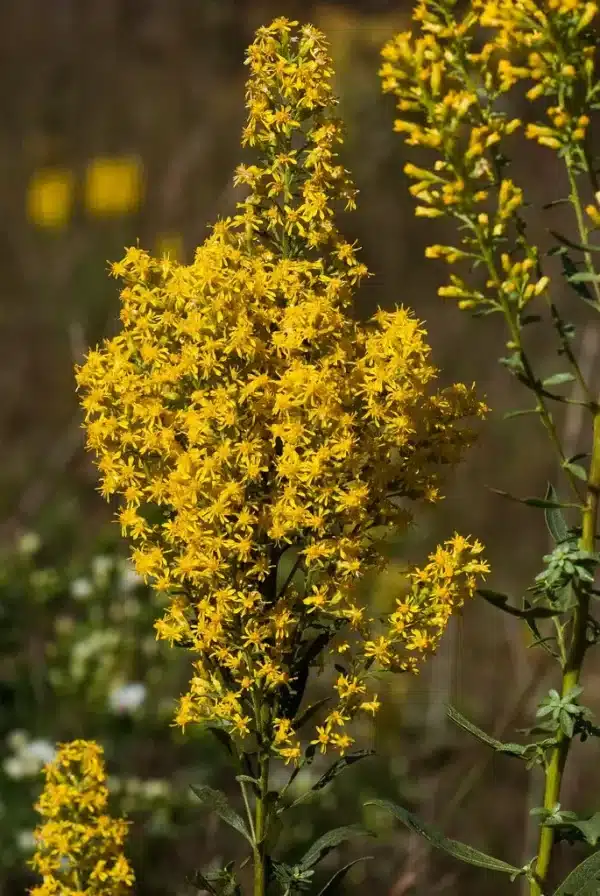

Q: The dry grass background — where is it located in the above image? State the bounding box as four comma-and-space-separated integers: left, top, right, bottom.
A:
2, 1, 600, 893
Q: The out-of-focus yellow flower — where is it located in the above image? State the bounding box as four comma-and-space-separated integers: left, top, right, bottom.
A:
155, 233, 184, 261
85, 155, 143, 216
27, 168, 74, 229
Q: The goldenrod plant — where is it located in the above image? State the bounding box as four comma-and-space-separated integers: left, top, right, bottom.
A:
29, 740, 134, 895
73, 17, 488, 896
378, 1, 600, 894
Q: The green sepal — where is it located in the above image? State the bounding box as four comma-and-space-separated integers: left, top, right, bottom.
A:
365, 800, 521, 876
190, 785, 254, 846
553, 848, 600, 895
447, 705, 527, 757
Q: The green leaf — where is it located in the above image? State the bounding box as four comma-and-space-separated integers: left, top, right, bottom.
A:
563, 461, 588, 482
447, 705, 527, 757
316, 857, 372, 895
554, 849, 600, 895
190, 785, 254, 846
294, 697, 330, 731
549, 229, 600, 254
311, 750, 375, 792
477, 589, 560, 620
365, 800, 521, 876
544, 484, 570, 543
488, 487, 580, 510
504, 408, 541, 420
543, 372, 575, 387
569, 272, 600, 283
299, 825, 370, 871
569, 814, 600, 847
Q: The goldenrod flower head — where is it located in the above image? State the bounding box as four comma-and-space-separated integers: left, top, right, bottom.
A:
380, 0, 596, 314
76, 19, 488, 762
29, 740, 134, 895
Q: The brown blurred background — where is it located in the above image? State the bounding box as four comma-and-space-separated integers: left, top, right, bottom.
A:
2, 1, 600, 894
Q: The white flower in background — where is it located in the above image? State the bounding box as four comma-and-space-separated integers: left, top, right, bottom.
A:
118, 560, 142, 593
18, 532, 41, 556
3, 736, 55, 779
108, 682, 147, 714
92, 554, 113, 585
70, 577, 93, 600
16, 830, 35, 852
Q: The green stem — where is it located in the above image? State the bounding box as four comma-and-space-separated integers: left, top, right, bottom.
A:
253, 750, 270, 896
530, 411, 600, 896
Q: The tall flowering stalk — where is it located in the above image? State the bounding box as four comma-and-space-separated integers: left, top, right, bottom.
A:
76, 18, 488, 894
379, 1, 600, 894
29, 740, 134, 895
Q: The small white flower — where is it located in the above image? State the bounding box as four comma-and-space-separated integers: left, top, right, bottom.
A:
70, 577, 93, 600
18, 532, 41, 556
92, 555, 114, 585
26, 739, 56, 765
3, 757, 25, 779
108, 682, 147, 714
119, 561, 142, 592
16, 830, 36, 852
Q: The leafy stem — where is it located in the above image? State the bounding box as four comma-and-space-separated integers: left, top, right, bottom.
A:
532, 411, 600, 894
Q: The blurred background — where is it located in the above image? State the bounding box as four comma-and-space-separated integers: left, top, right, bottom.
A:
2, 0, 600, 894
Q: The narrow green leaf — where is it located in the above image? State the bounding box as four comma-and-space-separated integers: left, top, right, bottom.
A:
544, 484, 570, 543
477, 588, 559, 619
554, 848, 600, 895
208, 726, 234, 756
312, 750, 375, 793
299, 825, 370, 872
447, 705, 527, 757
294, 697, 330, 731
191, 785, 254, 846
569, 272, 600, 283
317, 857, 372, 895
365, 800, 521, 876
543, 372, 575, 387
488, 487, 580, 510
563, 461, 588, 482
549, 229, 600, 253
504, 408, 541, 420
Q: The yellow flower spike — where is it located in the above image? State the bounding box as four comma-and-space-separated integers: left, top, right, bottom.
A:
27, 167, 74, 230
85, 155, 143, 217
29, 740, 134, 896
76, 17, 487, 766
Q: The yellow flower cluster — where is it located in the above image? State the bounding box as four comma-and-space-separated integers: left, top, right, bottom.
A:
29, 740, 133, 896
76, 18, 488, 764
380, 0, 598, 312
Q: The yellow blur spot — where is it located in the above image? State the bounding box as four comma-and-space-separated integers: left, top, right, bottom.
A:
27, 168, 74, 229
156, 233, 184, 262
85, 155, 143, 216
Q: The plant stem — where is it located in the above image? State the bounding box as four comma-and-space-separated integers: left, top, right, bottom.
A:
531, 410, 600, 896
253, 750, 270, 896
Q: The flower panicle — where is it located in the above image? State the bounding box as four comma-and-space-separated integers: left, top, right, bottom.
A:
75, 18, 489, 765
29, 740, 134, 896
380, 0, 598, 314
